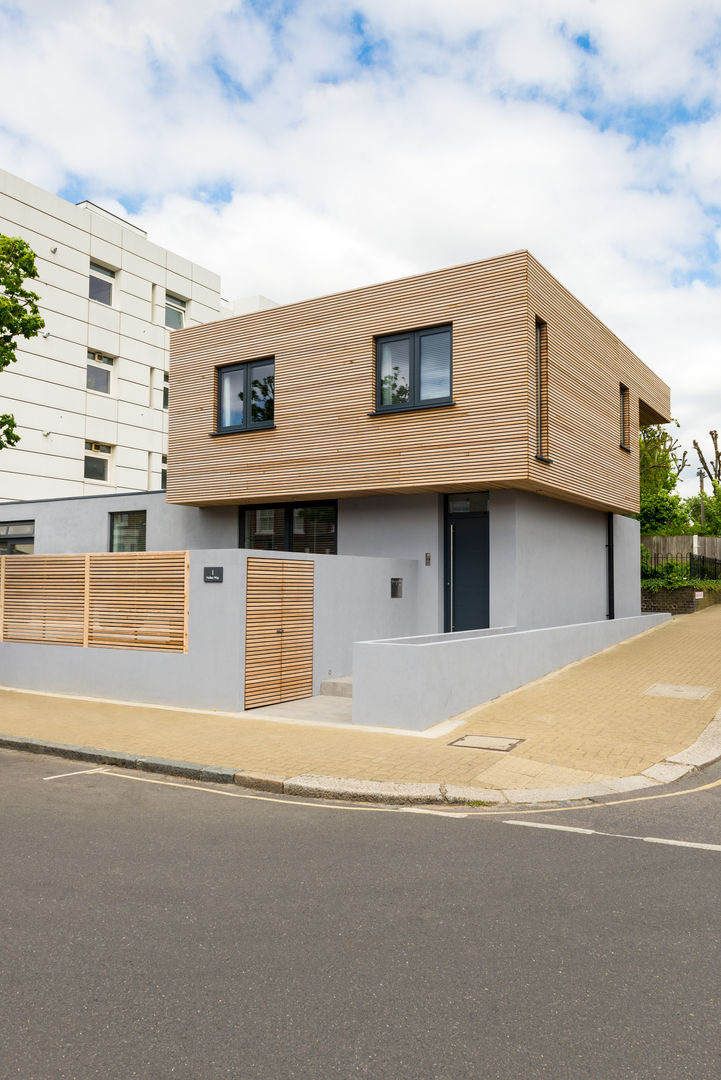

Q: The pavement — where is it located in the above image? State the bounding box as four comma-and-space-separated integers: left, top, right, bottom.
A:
2, 605, 721, 806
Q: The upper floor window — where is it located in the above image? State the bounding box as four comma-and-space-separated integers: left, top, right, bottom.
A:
165, 293, 186, 330
217, 358, 274, 433
84, 440, 112, 482
163, 372, 169, 409
109, 510, 146, 552
89, 262, 115, 306
620, 385, 631, 450
86, 350, 114, 394
0, 520, 34, 555
535, 320, 549, 460
375, 324, 452, 413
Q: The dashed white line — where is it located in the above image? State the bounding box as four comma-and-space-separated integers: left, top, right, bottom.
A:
504, 819, 721, 852
43, 766, 108, 781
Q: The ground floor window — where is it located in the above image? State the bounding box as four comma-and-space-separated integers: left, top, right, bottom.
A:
0, 520, 34, 554
109, 510, 147, 552
240, 502, 337, 554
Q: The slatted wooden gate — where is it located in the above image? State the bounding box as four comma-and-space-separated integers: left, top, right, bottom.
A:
244, 558, 314, 709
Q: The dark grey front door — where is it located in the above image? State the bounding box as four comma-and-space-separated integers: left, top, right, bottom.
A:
444, 494, 489, 632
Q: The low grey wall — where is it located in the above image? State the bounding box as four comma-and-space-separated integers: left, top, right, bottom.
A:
0, 548, 419, 712
352, 613, 670, 731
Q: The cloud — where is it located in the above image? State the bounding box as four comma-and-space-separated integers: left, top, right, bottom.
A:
1, 0, 720, 471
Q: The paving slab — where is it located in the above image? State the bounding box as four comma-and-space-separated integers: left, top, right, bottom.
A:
2, 606, 721, 805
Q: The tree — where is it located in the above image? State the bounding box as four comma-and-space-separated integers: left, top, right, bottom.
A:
638, 422, 689, 534
687, 430, 721, 535
0, 235, 45, 449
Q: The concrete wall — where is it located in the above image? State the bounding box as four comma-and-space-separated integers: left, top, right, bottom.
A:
338, 493, 443, 632
613, 514, 642, 618
0, 491, 238, 554
0, 548, 418, 710
0, 167, 221, 502
352, 613, 670, 731
489, 491, 639, 629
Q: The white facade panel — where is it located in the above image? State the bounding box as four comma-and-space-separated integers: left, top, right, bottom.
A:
0, 167, 222, 501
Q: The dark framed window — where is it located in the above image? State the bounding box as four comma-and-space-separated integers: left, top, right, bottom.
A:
240, 502, 336, 555
165, 294, 186, 330
535, 319, 549, 460
110, 510, 147, 552
163, 373, 169, 409
161, 455, 167, 489
0, 520, 34, 555
375, 324, 452, 413
89, 262, 115, 306
620, 385, 631, 450
217, 358, 274, 433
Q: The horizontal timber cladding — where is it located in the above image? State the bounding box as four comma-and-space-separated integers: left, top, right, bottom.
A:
525, 255, 670, 515
168, 252, 531, 507
245, 557, 314, 709
168, 250, 670, 515
0, 552, 188, 653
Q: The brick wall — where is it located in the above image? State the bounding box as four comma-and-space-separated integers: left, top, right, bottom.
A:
641, 588, 721, 615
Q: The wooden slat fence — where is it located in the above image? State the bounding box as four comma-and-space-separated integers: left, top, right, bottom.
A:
641, 536, 721, 560
0, 552, 188, 652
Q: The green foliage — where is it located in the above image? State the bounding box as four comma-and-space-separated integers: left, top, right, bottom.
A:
684, 487, 721, 536
638, 423, 690, 534
0, 234, 45, 450
640, 546, 721, 592
639, 488, 689, 535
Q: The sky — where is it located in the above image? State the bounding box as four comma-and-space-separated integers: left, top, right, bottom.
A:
1, 0, 720, 494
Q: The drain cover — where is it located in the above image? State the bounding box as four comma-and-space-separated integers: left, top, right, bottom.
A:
449, 734, 524, 752
642, 683, 714, 701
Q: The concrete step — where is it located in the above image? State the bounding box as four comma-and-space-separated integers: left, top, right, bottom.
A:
320, 675, 353, 698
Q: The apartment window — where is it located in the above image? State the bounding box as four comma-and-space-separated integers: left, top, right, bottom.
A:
536, 319, 549, 460
620, 385, 631, 450
0, 520, 34, 555
375, 324, 452, 413
165, 294, 186, 330
163, 373, 169, 409
109, 510, 147, 552
217, 358, 274, 433
161, 455, 167, 490
89, 262, 115, 306
240, 502, 337, 555
86, 350, 114, 394
84, 440, 112, 482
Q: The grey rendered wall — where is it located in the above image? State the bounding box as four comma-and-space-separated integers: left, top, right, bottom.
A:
352, 613, 670, 730
0, 492, 238, 553
613, 514, 642, 618
0, 550, 245, 711
490, 491, 609, 629
338, 494, 443, 632
0, 548, 420, 711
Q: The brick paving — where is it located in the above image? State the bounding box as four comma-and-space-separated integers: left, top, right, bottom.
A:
1, 607, 720, 789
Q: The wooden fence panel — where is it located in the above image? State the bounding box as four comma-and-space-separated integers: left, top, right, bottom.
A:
0, 551, 188, 653
1, 555, 86, 645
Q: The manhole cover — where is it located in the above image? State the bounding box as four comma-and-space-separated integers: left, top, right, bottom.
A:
449, 734, 524, 752
642, 683, 714, 701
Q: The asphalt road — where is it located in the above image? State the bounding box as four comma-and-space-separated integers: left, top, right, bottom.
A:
2, 749, 721, 1079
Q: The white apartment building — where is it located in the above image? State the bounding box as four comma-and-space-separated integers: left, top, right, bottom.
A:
0, 168, 221, 502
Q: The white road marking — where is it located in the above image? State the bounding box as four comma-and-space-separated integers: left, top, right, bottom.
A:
99, 770, 469, 817
43, 766, 108, 781
504, 819, 721, 852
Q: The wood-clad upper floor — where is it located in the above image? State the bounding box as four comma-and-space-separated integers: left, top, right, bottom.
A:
167, 250, 670, 515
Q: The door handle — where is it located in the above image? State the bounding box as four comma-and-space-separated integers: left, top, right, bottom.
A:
276, 628, 284, 634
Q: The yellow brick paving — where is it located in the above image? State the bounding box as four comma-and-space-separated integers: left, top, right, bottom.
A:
1, 606, 720, 789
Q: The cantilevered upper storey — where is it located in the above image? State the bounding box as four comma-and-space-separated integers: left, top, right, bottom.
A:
167, 250, 670, 515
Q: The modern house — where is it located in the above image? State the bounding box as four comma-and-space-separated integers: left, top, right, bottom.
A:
0, 251, 672, 729
0, 168, 222, 502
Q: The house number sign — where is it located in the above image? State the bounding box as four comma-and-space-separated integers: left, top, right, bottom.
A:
203, 566, 224, 583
